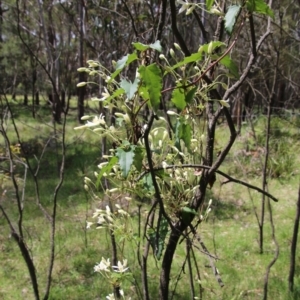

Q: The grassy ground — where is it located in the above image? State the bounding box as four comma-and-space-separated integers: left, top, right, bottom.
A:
0, 99, 300, 299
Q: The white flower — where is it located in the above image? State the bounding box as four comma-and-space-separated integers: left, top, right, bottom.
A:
219, 99, 230, 108
94, 257, 111, 272
117, 209, 129, 217
106, 205, 111, 215
186, 5, 195, 15
106, 293, 115, 300
85, 114, 106, 127
177, 0, 190, 14
100, 87, 110, 101
162, 161, 168, 169
86, 221, 93, 229
97, 214, 106, 225
112, 259, 129, 273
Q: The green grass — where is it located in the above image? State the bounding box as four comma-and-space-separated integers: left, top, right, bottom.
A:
1, 100, 300, 299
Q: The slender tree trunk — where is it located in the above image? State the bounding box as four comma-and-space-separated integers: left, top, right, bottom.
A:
77, 0, 85, 123
61, 90, 65, 109
23, 93, 28, 106
35, 91, 39, 106
288, 185, 300, 292
32, 68, 37, 118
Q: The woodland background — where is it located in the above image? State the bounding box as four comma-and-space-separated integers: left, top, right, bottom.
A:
1, 0, 300, 300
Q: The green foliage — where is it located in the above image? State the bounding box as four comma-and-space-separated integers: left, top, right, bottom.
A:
149, 216, 169, 260
132, 40, 162, 52
206, 0, 214, 10
110, 53, 138, 82
174, 117, 192, 152
181, 206, 197, 225
139, 63, 162, 111
225, 5, 241, 34
120, 78, 139, 100
247, 0, 275, 19
171, 84, 187, 110
116, 142, 137, 178
220, 55, 239, 78
96, 156, 118, 187
1, 100, 299, 299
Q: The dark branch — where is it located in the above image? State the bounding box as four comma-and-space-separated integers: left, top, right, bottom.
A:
136, 164, 278, 202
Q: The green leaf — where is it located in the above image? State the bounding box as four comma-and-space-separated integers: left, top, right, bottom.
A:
224, 5, 241, 34
132, 40, 162, 52
120, 77, 139, 100
132, 42, 149, 51
148, 216, 168, 260
139, 64, 162, 111
181, 123, 192, 150
116, 54, 129, 70
167, 52, 203, 73
185, 86, 197, 104
96, 156, 118, 188
116, 145, 135, 178
110, 52, 138, 81
149, 40, 162, 52
246, 0, 274, 19
143, 173, 154, 192
175, 119, 183, 151
171, 86, 186, 110
181, 207, 197, 225
133, 146, 144, 172
206, 0, 214, 10
220, 55, 239, 78
138, 85, 150, 101
174, 117, 192, 151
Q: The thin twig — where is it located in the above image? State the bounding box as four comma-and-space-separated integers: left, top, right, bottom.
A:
136, 164, 278, 202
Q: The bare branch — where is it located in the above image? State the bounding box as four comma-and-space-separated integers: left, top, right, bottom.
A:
136, 164, 278, 202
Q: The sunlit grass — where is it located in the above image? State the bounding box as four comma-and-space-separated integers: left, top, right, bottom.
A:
1, 99, 300, 299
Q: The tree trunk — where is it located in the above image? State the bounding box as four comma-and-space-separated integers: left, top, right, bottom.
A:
53, 92, 62, 123
77, 0, 85, 123
35, 91, 39, 106
24, 93, 28, 106
288, 185, 300, 292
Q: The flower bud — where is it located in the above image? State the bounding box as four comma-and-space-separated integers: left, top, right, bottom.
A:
210, 7, 224, 16
198, 45, 204, 53
170, 48, 175, 59
84, 177, 92, 184
174, 43, 181, 51
77, 82, 87, 87
207, 41, 213, 55
219, 99, 230, 108
186, 5, 195, 15
167, 110, 179, 116
81, 115, 92, 120
77, 67, 88, 72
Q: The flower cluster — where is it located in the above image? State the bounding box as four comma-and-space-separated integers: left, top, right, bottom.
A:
94, 257, 129, 274
94, 257, 131, 299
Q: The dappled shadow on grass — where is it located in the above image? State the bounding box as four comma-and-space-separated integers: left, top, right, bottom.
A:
208, 196, 252, 220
